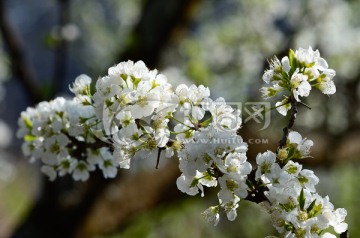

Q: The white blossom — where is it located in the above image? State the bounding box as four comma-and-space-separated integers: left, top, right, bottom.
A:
69, 74, 92, 95
201, 206, 220, 226
17, 56, 347, 238
290, 70, 311, 102
288, 131, 314, 158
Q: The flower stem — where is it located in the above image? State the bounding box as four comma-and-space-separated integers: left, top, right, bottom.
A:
277, 97, 298, 151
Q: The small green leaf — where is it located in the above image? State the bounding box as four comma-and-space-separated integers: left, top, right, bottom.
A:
288, 49, 298, 76
131, 76, 141, 88
289, 49, 297, 67
245, 178, 255, 190
61, 160, 71, 169
305, 62, 315, 68
298, 188, 305, 210
284, 221, 294, 231
278, 81, 288, 88
120, 73, 128, 81
105, 99, 113, 108
22, 115, 33, 129
289, 49, 295, 62
206, 168, 216, 177
273, 74, 283, 82
79, 117, 88, 124
190, 178, 199, 187
287, 146, 295, 159
24, 134, 36, 142
307, 199, 317, 214
56, 111, 64, 118
82, 100, 92, 106
308, 203, 322, 218
281, 70, 288, 78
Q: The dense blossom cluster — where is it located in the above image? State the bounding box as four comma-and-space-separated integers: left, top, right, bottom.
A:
16, 91, 117, 181
257, 151, 347, 238
260, 46, 336, 116
17, 47, 347, 237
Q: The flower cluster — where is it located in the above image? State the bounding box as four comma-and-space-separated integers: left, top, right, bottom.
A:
92, 61, 251, 220
18, 60, 245, 183
17, 48, 348, 237
260, 46, 336, 116
178, 124, 251, 222
256, 151, 347, 237
92, 60, 178, 169
277, 131, 314, 162
17, 77, 118, 181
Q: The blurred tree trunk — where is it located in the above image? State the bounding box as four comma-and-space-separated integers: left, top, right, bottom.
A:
118, 0, 199, 69
74, 161, 183, 238
0, 0, 42, 103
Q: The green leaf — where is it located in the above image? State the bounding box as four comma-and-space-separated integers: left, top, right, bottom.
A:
281, 71, 290, 82
79, 117, 89, 124
273, 74, 283, 82
24, 134, 36, 142
202, 171, 214, 181
307, 199, 317, 214
56, 111, 64, 118
289, 49, 297, 67
288, 48, 298, 77
206, 168, 216, 178
120, 73, 128, 81
308, 203, 322, 218
22, 115, 33, 129
105, 99, 113, 108
245, 178, 255, 190
287, 145, 295, 159
298, 188, 305, 210
284, 221, 294, 231
131, 76, 141, 88
278, 81, 288, 88
190, 178, 199, 188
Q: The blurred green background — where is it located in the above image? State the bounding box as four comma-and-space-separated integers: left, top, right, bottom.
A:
0, 0, 360, 237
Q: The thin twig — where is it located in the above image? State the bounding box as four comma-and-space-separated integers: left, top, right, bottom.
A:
340, 230, 349, 238
244, 169, 270, 204
277, 97, 298, 152
0, 0, 42, 103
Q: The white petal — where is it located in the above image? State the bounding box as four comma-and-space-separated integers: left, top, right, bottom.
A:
319, 79, 336, 95
334, 222, 348, 234
281, 56, 291, 73
288, 131, 302, 144
275, 101, 290, 116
